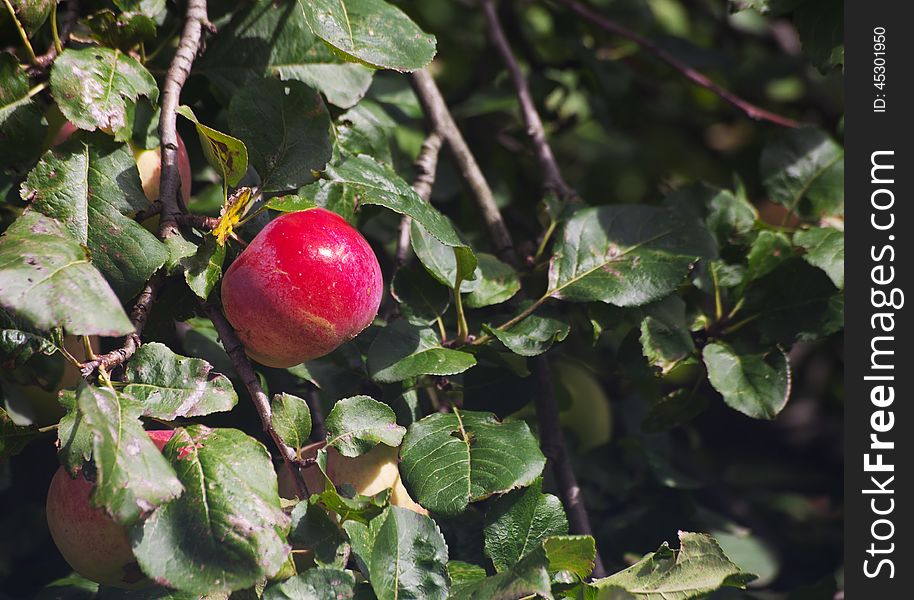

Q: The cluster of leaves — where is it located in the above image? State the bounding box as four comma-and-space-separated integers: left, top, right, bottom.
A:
2, 0, 843, 598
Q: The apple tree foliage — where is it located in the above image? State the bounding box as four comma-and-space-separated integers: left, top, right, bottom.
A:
1, 0, 843, 598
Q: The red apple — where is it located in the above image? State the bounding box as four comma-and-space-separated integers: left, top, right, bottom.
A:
221, 208, 383, 368
45, 430, 174, 588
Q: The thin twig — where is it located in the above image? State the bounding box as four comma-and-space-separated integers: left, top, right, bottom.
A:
203, 301, 309, 499
396, 131, 444, 267
157, 0, 208, 240
556, 0, 800, 128
410, 70, 519, 267
532, 356, 606, 578
482, 0, 575, 200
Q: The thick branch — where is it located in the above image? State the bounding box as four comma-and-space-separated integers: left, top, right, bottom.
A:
203, 301, 309, 499
557, 0, 800, 128
481, 0, 575, 200
158, 0, 208, 239
396, 131, 444, 267
410, 69, 519, 267
533, 356, 606, 578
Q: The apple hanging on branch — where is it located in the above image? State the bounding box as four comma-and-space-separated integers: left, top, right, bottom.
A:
220, 208, 383, 368
45, 430, 175, 589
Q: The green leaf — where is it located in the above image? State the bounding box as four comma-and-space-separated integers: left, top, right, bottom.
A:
325, 395, 405, 457
83, 10, 157, 51
410, 220, 479, 291
746, 231, 793, 282
390, 263, 450, 325
325, 155, 464, 247
0, 212, 134, 336
447, 561, 487, 586
793, 0, 843, 70
297, 0, 437, 71
263, 568, 357, 600
181, 237, 226, 300
485, 312, 570, 357
589, 531, 755, 599
131, 426, 291, 594
0, 53, 47, 166
548, 204, 715, 306
543, 535, 597, 583
23, 134, 168, 299
400, 408, 546, 516
760, 127, 844, 219
5, 0, 54, 34
638, 296, 695, 375
794, 226, 843, 288
176, 105, 248, 187
57, 390, 93, 475
366, 320, 476, 383
298, 178, 359, 222
0, 322, 56, 370
196, 0, 373, 109
703, 342, 791, 420
465, 254, 521, 308
122, 342, 238, 420
271, 393, 312, 452
664, 183, 756, 246
288, 501, 349, 568
228, 78, 332, 192
483, 479, 569, 572
448, 546, 552, 600
0, 405, 39, 459
343, 506, 450, 600
50, 47, 158, 138
76, 383, 183, 525
744, 259, 843, 344
336, 100, 396, 164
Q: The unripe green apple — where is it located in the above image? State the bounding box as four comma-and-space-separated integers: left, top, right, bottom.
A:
221, 208, 383, 368
553, 360, 613, 451
279, 442, 427, 515
45, 430, 174, 588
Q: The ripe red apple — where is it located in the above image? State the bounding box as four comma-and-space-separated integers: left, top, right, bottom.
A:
221, 208, 383, 368
46, 430, 174, 588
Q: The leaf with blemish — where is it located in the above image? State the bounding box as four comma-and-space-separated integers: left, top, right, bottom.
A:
271, 393, 312, 452
123, 342, 238, 420
212, 187, 256, 247
399, 408, 546, 516
50, 47, 158, 140
75, 383, 183, 525
176, 105, 248, 187
131, 426, 291, 594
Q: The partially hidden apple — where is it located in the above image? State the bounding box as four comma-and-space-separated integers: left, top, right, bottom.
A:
279, 442, 427, 515
52, 121, 192, 205
221, 208, 383, 368
45, 430, 174, 588
2, 335, 98, 426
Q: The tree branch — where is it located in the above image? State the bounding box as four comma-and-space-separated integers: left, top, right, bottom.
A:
396, 131, 444, 267
532, 356, 605, 577
411, 69, 519, 267
480, 2, 605, 576
157, 0, 208, 240
482, 0, 575, 200
556, 0, 800, 128
30, 0, 80, 74
203, 301, 309, 499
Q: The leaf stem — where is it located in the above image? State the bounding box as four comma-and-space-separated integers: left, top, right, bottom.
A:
711, 265, 723, 321
472, 292, 551, 347
453, 288, 469, 345
81, 336, 97, 361
38, 423, 60, 433
534, 219, 557, 262
2, 0, 38, 64
50, 1, 63, 55
721, 313, 759, 336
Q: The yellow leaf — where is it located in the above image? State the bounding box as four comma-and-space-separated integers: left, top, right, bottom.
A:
213, 187, 256, 246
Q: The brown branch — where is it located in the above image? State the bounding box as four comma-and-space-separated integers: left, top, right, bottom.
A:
157, 0, 208, 240
410, 69, 519, 267
556, 0, 800, 128
533, 356, 606, 578
79, 274, 163, 378
396, 131, 444, 267
203, 301, 309, 499
482, 0, 575, 200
